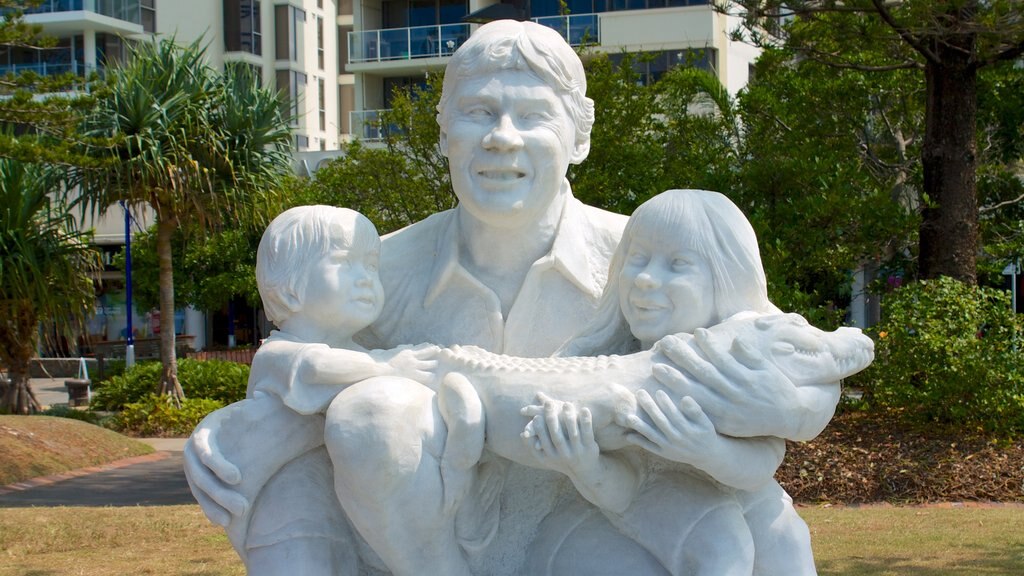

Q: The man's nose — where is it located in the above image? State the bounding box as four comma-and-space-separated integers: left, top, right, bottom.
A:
482, 114, 524, 151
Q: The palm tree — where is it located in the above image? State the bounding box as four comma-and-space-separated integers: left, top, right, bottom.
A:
0, 158, 100, 414
81, 39, 292, 401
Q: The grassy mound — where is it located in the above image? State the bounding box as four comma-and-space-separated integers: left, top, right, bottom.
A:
0, 415, 154, 486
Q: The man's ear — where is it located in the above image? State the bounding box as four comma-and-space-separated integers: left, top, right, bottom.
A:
439, 128, 449, 156
570, 136, 590, 164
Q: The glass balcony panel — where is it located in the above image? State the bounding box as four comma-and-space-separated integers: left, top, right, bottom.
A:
351, 109, 383, 141
378, 28, 409, 60
408, 26, 437, 59
438, 23, 468, 55
21, 0, 141, 24
347, 23, 470, 63
533, 13, 600, 46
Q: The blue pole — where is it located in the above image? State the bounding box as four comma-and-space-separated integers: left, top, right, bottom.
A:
122, 201, 135, 367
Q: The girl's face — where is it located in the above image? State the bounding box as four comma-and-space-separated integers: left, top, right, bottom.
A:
618, 228, 715, 347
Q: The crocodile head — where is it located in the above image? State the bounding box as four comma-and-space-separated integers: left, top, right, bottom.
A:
702, 313, 875, 385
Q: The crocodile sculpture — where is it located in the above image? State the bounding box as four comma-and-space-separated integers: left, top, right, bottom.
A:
431, 312, 875, 471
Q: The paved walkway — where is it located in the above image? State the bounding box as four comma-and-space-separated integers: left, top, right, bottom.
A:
0, 437, 196, 507
0, 378, 197, 507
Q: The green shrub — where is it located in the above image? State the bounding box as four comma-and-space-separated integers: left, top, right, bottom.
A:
91, 359, 249, 411
40, 405, 104, 425
849, 277, 1024, 434
108, 394, 224, 437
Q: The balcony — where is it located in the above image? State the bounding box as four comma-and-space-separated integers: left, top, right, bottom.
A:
16, 0, 143, 36
0, 61, 97, 77
349, 23, 471, 64
22, 0, 141, 23
348, 15, 601, 66
350, 109, 386, 141
532, 13, 600, 47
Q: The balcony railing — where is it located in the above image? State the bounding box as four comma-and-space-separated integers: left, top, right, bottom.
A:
349, 23, 471, 64
21, 0, 141, 24
532, 13, 600, 47
348, 15, 601, 65
0, 61, 97, 77
350, 109, 385, 141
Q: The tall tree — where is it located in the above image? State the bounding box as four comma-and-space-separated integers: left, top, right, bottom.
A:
311, 73, 455, 234
727, 0, 1024, 283
81, 40, 292, 400
0, 159, 100, 413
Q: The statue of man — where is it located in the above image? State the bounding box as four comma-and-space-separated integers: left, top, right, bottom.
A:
185, 20, 839, 575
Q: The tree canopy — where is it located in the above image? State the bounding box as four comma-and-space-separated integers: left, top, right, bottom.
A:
725, 0, 1024, 283
80, 39, 293, 399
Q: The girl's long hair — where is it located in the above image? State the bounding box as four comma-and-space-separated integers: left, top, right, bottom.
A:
559, 189, 779, 357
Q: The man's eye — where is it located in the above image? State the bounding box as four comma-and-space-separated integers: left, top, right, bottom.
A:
522, 111, 550, 121
466, 107, 491, 118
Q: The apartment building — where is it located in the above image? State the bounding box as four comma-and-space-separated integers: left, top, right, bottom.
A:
8, 0, 757, 172
6, 1, 757, 352
343, 0, 760, 140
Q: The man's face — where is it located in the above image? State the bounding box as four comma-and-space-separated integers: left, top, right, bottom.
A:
441, 69, 579, 228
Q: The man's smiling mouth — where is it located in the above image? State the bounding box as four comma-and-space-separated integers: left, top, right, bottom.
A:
478, 169, 527, 181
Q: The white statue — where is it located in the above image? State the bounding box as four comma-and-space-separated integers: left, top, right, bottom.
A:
185, 20, 873, 576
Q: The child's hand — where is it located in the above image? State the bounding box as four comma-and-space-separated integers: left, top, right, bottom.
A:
521, 392, 600, 479
619, 389, 717, 467
387, 346, 438, 385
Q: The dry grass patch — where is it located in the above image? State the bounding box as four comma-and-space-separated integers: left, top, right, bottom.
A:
0, 506, 243, 575
1, 505, 1021, 575
0, 415, 153, 486
803, 505, 1024, 575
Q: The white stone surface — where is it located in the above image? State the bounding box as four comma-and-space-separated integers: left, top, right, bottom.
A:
185, 20, 874, 576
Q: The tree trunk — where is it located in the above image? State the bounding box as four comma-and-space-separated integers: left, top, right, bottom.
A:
918, 39, 979, 283
155, 214, 185, 402
0, 300, 43, 414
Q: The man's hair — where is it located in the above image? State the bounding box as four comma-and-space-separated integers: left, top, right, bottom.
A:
437, 20, 594, 160
257, 205, 378, 326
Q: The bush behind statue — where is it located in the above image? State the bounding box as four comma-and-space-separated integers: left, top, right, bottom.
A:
849, 277, 1024, 435
91, 358, 249, 411
111, 394, 225, 437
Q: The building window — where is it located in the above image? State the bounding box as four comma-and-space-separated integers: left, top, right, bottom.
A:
276, 69, 307, 126
608, 48, 717, 85
275, 4, 306, 62
141, 0, 156, 33
317, 16, 324, 70
225, 0, 262, 55
382, 0, 468, 28
338, 24, 350, 69
296, 134, 309, 149
317, 0, 323, 8
318, 77, 326, 131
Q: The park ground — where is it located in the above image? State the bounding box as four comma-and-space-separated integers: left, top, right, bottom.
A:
1, 380, 1022, 575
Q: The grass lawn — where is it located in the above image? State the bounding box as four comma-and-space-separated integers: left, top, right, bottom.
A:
0, 505, 1021, 575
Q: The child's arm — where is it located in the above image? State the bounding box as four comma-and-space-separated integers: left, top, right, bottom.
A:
522, 393, 640, 514
303, 344, 438, 388
619, 389, 784, 491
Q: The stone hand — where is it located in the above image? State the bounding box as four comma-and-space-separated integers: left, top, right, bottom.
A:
654, 329, 800, 438
521, 392, 600, 479
184, 409, 248, 527
388, 346, 439, 386
617, 390, 716, 468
